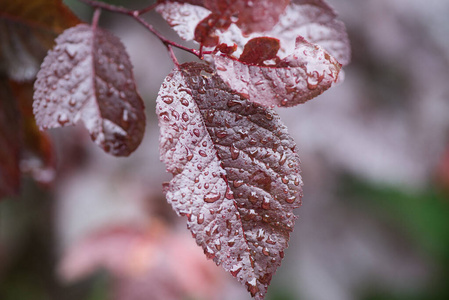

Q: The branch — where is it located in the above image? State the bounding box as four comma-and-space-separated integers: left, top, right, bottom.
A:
77, 0, 201, 58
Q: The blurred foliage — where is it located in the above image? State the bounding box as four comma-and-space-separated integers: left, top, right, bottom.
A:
338, 176, 449, 300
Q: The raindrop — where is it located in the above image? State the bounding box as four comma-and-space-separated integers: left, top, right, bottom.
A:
198, 150, 207, 157
262, 197, 270, 209
180, 98, 189, 106
262, 247, 270, 256
162, 95, 174, 104
286, 195, 296, 204
214, 240, 221, 251
230, 143, 240, 160
185, 147, 193, 161
216, 130, 227, 138
256, 228, 265, 241
204, 192, 221, 203
294, 177, 301, 186
248, 192, 258, 204
197, 213, 204, 224
230, 265, 242, 277
117, 64, 124, 71
193, 128, 200, 137
182, 112, 189, 122
233, 180, 244, 188
280, 98, 288, 106
57, 114, 69, 126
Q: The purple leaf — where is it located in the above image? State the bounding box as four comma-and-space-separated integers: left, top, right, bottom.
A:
214, 37, 341, 107
156, 0, 289, 45
212, 0, 351, 65
33, 24, 145, 156
157, 62, 302, 299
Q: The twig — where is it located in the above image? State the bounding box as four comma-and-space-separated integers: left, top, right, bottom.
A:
78, 0, 201, 59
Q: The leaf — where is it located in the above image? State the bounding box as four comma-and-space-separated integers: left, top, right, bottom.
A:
157, 62, 302, 299
214, 37, 341, 107
33, 24, 146, 156
0, 76, 21, 199
212, 0, 351, 65
10, 80, 56, 185
0, 0, 80, 81
156, 0, 289, 46
155, 1, 211, 41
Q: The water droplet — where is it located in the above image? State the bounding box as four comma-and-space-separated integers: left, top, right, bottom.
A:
233, 180, 244, 188
265, 112, 273, 120
246, 278, 259, 297
230, 265, 242, 277
57, 114, 69, 126
197, 213, 204, 224
248, 192, 258, 204
230, 143, 240, 160
262, 247, 270, 256
171, 110, 179, 120
193, 128, 200, 137
180, 98, 189, 106
216, 65, 227, 72
198, 150, 207, 157
228, 239, 235, 247
182, 112, 189, 122
117, 64, 124, 71
214, 240, 221, 251
266, 236, 276, 245
262, 197, 270, 209
69, 98, 76, 107
216, 130, 227, 138
286, 195, 296, 204
65, 46, 77, 59
294, 177, 301, 186
280, 98, 288, 106
256, 229, 265, 241
185, 147, 193, 161
162, 95, 174, 104
204, 192, 221, 203
281, 176, 289, 184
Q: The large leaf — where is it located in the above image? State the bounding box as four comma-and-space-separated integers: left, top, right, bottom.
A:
157, 62, 302, 299
0, 76, 21, 199
214, 37, 341, 107
33, 24, 146, 156
0, 0, 80, 81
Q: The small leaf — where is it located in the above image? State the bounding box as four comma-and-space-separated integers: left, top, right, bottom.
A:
215, 37, 341, 107
239, 37, 280, 66
33, 24, 146, 156
157, 62, 302, 299
211, 0, 351, 65
0, 0, 80, 81
156, 0, 289, 45
0, 76, 21, 199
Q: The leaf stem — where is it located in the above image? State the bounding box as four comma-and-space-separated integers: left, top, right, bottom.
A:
91, 7, 102, 30
78, 0, 201, 59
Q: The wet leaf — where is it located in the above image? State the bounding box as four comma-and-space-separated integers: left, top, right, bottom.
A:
0, 77, 21, 199
156, 0, 289, 46
211, 0, 351, 65
157, 62, 302, 299
33, 24, 146, 156
0, 0, 80, 81
215, 37, 341, 107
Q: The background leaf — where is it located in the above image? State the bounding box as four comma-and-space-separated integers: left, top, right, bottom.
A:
33, 24, 146, 156
157, 62, 302, 299
214, 37, 341, 107
0, 77, 22, 198
0, 0, 80, 81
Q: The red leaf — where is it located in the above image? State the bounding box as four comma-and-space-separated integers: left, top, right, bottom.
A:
33, 24, 146, 156
0, 0, 80, 81
157, 62, 302, 299
156, 0, 289, 45
239, 37, 281, 66
0, 77, 21, 199
213, 0, 351, 65
214, 37, 341, 107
